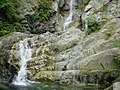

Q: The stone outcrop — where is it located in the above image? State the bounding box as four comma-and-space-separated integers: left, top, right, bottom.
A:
113, 82, 120, 90
0, 32, 34, 83
8, 18, 120, 88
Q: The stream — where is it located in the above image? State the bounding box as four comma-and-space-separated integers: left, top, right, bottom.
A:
0, 83, 102, 90
64, 0, 75, 30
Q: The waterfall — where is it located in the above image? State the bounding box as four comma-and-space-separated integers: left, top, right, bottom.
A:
12, 39, 32, 86
64, 0, 74, 30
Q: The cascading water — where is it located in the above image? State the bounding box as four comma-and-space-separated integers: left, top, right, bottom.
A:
12, 39, 32, 86
64, 0, 74, 30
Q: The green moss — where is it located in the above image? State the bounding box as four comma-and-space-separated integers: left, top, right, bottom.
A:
34, 71, 54, 83
93, 0, 109, 15
35, 0, 53, 22
44, 59, 54, 66
83, 0, 91, 6
0, 21, 22, 37
104, 29, 115, 40
112, 41, 120, 66
110, 70, 120, 79
99, 4, 108, 12
0, 56, 5, 65
0, 83, 13, 90
112, 40, 120, 48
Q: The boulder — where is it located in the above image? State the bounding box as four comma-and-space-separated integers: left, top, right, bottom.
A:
113, 82, 120, 90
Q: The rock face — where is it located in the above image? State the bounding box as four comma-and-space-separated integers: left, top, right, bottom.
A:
113, 82, 120, 90
17, 0, 84, 33
17, 0, 59, 34
0, 32, 34, 83
1, 0, 120, 89
9, 20, 120, 88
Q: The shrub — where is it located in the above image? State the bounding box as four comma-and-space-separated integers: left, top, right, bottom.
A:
0, 0, 20, 22
114, 56, 120, 65
35, 0, 53, 22
85, 15, 100, 35
112, 40, 120, 48
0, 0, 23, 37
0, 21, 22, 37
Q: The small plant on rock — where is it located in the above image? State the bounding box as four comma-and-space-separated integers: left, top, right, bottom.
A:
112, 40, 120, 48
114, 55, 120, 66
0, 22, 22, 37
85, 15, 100, 35
0, 56, 5, 65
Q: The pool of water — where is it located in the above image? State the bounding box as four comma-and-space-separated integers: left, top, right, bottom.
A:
0, 83, 102, 90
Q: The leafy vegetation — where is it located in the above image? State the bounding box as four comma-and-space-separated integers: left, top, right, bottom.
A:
0, 0, 20, 22
84, 0, 110, 36
36, 0, 53, 22
114, 56, 120, 65
112, 40, 120, 48
93, 1, 109, 15
112, 40, 120, 66
0, 21, 22, 37
85, 15, 100, 35
0, 56, 5, 65
0, 0, 23, 37
83, 0, 91, 6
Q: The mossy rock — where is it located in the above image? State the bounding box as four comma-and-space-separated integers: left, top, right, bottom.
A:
104, 29, 116, 40
35, 0, 53, 22
34, 71, 54, 83
85, 15, 100, 35
0, 56, 5, 65
112, 40, 120, 48
113, 55, 120, 67
94, 1, 108, 14
83, 0, 91, 6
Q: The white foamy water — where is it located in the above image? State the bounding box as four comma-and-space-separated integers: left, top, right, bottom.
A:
64, 0, 74, 30
12, 39, 32, 86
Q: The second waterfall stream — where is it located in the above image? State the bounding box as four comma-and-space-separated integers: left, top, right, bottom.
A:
12, 39, 33, 86
64, 0, 75, 30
